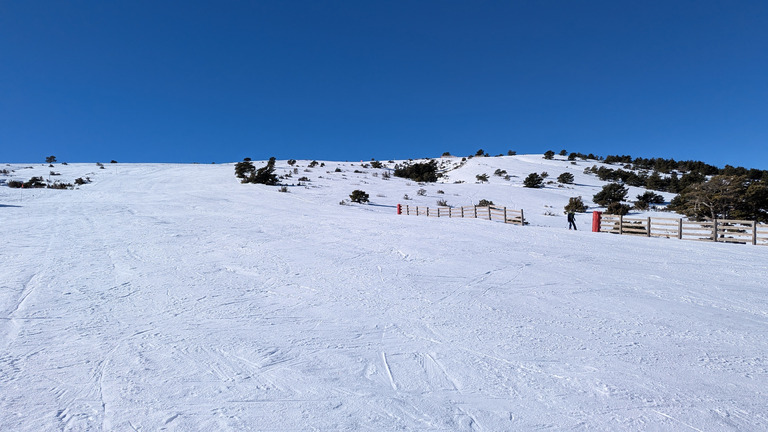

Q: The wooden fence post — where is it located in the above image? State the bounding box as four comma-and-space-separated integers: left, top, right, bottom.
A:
678, 219, 683, 240
647, 217, 651, 237
461, 207, 464, 218
488, 207, 492, 221
619, 214, 624, 235
753, 220, 758, 245
474, 206, 477, 218
449, 207, 452, 218
713, 218, 718, 242
427, 207, 430, 217
520, 209, 525, 225
416, 206, 419, 216
504, 207, 508, 223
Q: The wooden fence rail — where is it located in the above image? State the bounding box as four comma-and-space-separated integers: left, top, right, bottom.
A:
400, 204, 525, 226
598, 213, 768, 246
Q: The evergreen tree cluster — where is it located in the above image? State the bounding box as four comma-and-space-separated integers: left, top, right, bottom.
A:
584, 152, 768, 221
669, 175, 768, 222
602, 153, 768, 180
393, 160, 439, 182
584, 165, 706, 193
235, 158, 279, 185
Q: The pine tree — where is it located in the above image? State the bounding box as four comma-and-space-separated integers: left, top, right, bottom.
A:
564, 196, 588, 213
523, 173, 544, 188
245, 157, 279, 185
593, 183, 628, 206
234, 160, 256, 179
557, 172, 574, 184
645, 171, 667, 191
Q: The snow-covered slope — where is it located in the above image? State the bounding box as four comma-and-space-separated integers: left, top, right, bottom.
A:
1, 159, 767, 431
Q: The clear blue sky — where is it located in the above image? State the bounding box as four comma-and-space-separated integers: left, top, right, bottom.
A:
2, 1, 767, 168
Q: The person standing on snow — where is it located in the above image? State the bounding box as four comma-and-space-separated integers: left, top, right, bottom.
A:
567, 211, 577, 230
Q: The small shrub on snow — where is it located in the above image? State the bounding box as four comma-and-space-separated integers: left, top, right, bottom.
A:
477, 199, 494, 207
476, 173, 489, 183
48, 182, 72, 189
417, 188, 427, 196
436, 199, 449, 207
606, 202, 631, 215
349, 190, 370, 203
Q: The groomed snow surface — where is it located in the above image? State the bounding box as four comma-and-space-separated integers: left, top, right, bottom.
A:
2, 158, 767, 431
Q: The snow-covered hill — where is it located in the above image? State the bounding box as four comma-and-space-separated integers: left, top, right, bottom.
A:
1, 158, 767, 430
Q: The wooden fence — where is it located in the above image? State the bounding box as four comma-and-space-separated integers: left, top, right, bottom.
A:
401, 204, 525, 225
598, 214, 768, 246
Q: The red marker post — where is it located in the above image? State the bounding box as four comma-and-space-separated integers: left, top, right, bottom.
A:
592, 211, 602, 232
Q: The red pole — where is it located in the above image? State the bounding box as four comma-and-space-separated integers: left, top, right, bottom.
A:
397, 204, 402, 215
592, 211, 602, 232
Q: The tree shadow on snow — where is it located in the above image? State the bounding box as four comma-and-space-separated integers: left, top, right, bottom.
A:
0, 204, 22, 208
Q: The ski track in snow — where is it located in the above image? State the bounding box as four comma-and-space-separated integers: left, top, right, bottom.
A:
1, 160, 768, 430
